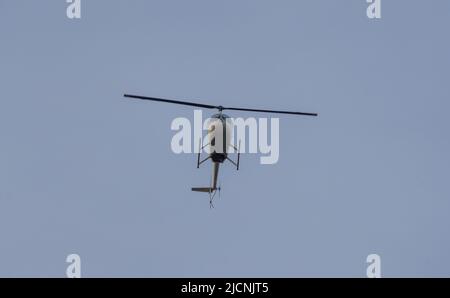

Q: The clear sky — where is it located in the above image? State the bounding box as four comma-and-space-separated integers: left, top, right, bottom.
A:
0, 0, 449, 277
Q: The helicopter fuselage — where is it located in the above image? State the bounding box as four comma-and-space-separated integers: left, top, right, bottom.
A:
207, 113, 232, 163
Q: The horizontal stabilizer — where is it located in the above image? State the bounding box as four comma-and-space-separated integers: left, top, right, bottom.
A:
192, 187, 215, 193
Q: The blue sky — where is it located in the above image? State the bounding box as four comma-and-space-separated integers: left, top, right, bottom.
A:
0, 0, 449, 277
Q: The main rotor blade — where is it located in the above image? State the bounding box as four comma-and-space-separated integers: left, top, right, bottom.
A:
124, 93, 318, 116
124, 94, 218, 110
222, 107, 318, 117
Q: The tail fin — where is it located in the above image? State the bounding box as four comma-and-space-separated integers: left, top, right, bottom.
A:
191, 187, 215, 193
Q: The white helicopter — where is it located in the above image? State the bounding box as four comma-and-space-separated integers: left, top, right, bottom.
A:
124, 94, 317, 207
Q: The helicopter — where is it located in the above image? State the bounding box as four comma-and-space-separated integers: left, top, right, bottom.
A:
124, 93, 317, 207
